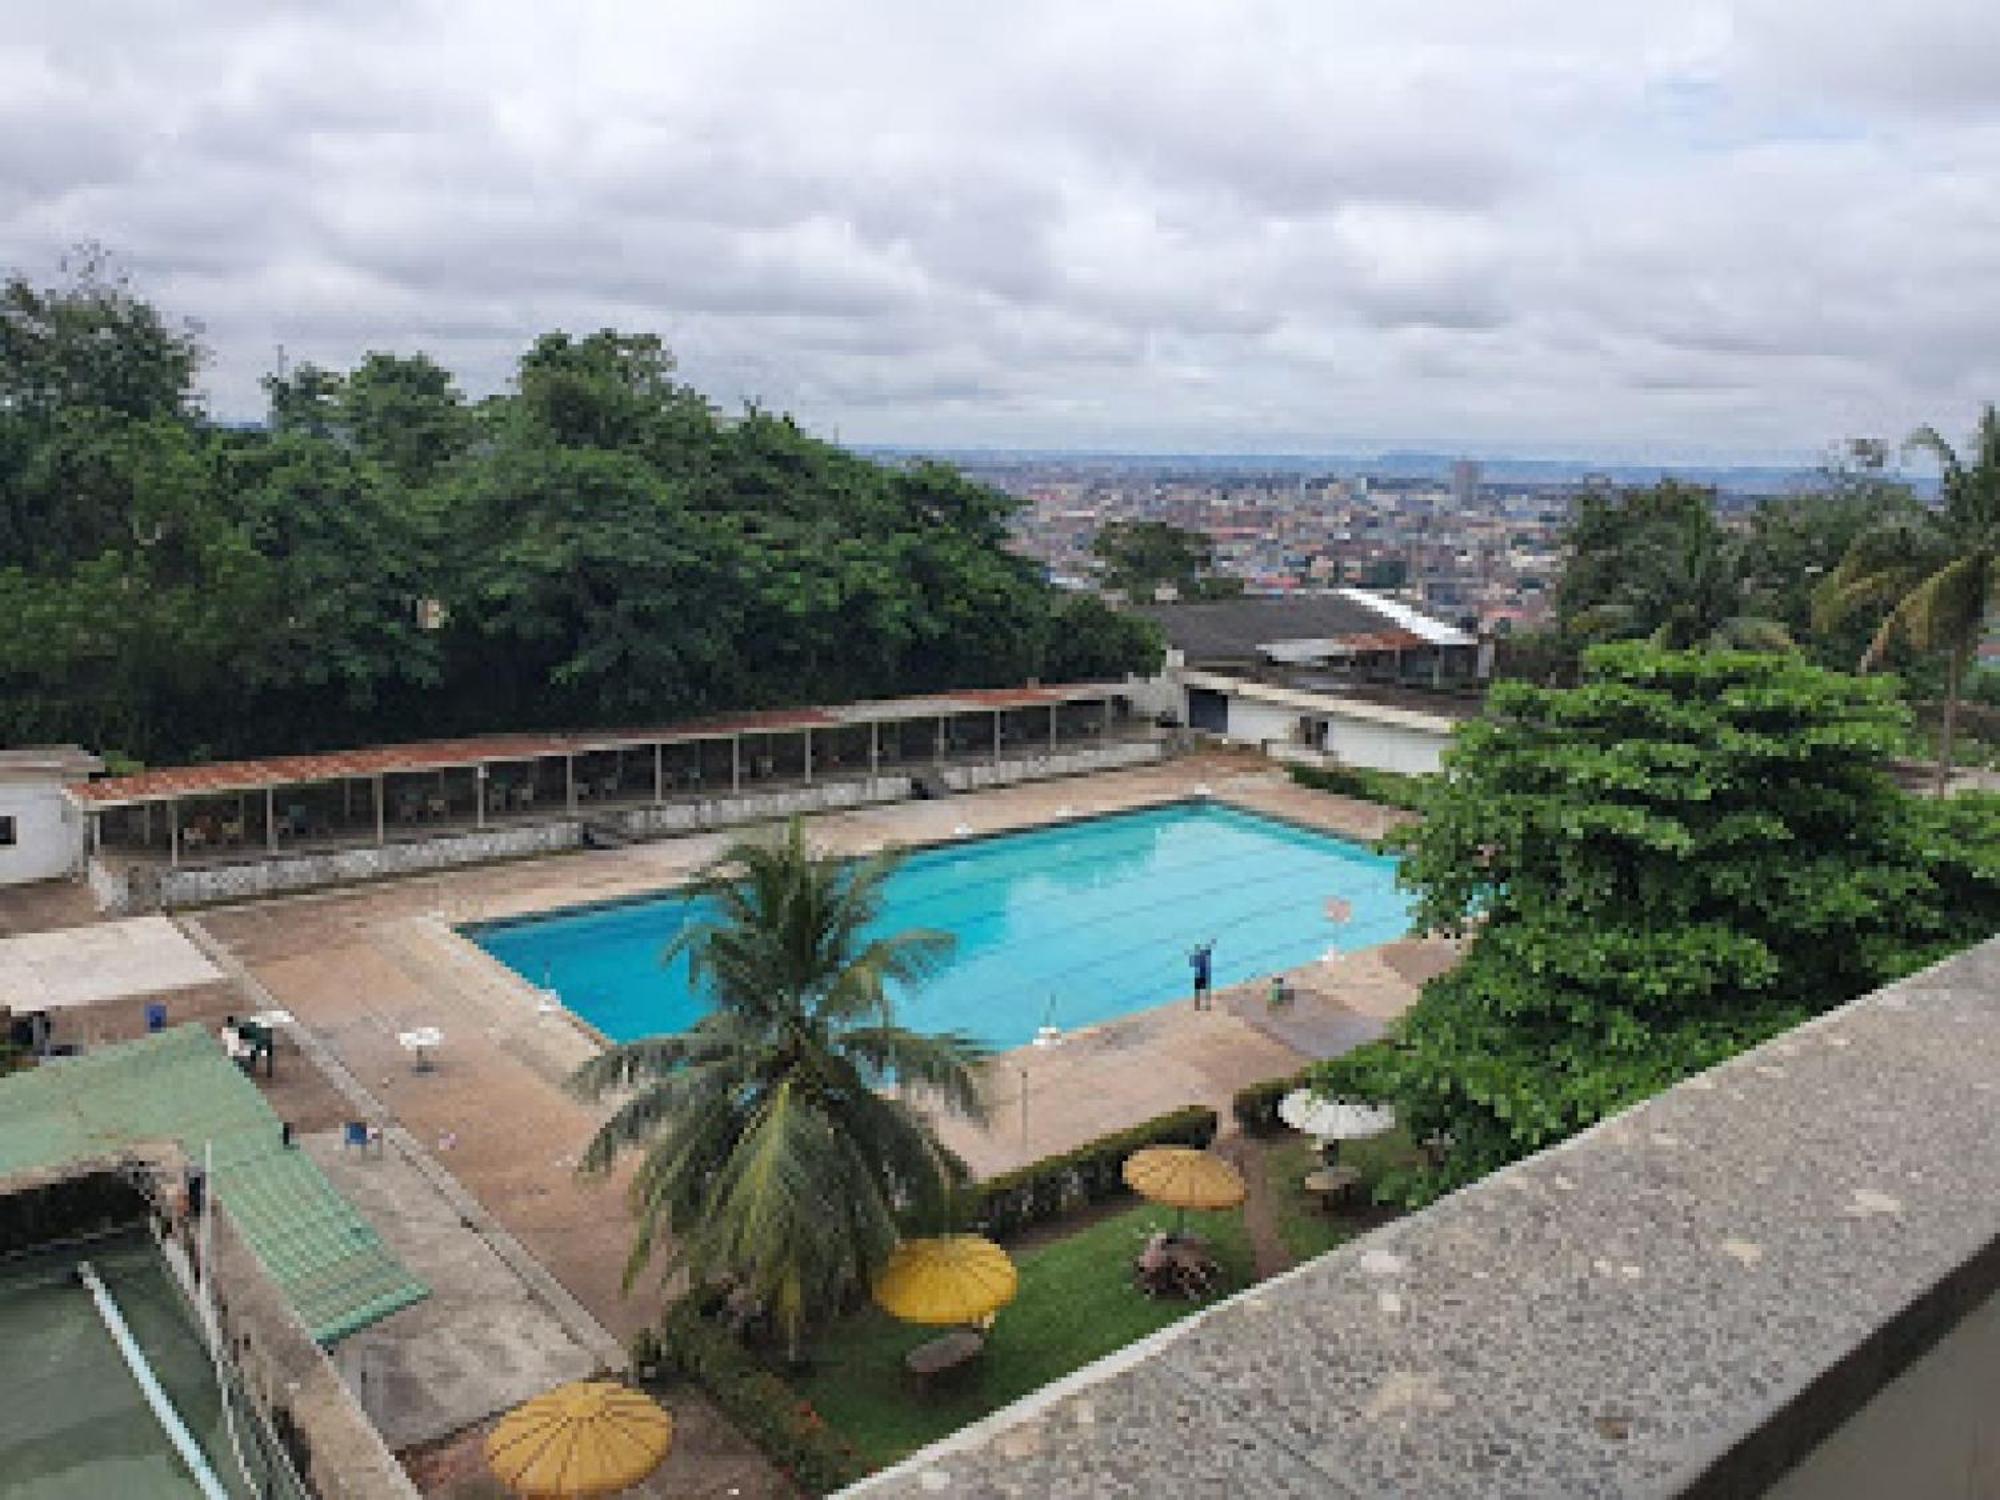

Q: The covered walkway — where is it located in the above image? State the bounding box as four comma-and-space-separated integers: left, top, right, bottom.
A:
72, 684, 1140, 874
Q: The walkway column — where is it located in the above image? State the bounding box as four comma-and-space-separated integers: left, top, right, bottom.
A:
803, 730, 814, 786
869, 722, 880, 782
732, 735, 742, 794
936, 716, 947, 764
654, 743, 665, 803
265, 788, 278, 852
90, 811, 101, 856
475, 765, 487, 829
374, 777, 386, 845
1103, 698, 1115, 735
565, 755, 576, 813
993, 710, 1003, 765
1049, 703, 1059, 753
169, 801, 180, 867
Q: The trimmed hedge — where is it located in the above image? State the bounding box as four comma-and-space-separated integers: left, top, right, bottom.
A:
650, 1303, 869, 1495
1231, 1072, 1306, 1135
955, 1105, 1219, 1241
1287, 763, 1432, 812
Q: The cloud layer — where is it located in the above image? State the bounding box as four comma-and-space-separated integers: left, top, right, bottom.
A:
6, 0, 1999, 459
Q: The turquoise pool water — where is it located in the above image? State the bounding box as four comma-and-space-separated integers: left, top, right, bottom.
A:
472, 802, 1411, 1051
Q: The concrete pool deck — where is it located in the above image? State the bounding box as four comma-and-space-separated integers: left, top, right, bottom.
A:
185, 757, 1439, 1494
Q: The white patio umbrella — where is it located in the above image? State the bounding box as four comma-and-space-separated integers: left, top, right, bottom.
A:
1279, 1089, 1395, 1146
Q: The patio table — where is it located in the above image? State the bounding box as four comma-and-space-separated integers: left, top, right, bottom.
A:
398, 1026, 444, 1072
905, 1328, 985, 1389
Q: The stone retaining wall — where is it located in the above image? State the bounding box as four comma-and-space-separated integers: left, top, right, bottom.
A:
940, 738, 1162, 791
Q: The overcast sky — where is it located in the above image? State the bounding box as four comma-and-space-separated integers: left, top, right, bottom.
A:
5, 1, 1998, 461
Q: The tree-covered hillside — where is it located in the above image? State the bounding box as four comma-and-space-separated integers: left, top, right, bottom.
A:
0, 259, 1159, 764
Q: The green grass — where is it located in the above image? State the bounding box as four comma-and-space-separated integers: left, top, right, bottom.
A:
788, 1202, 1253, 1470
1264, 1128, 1421, 1264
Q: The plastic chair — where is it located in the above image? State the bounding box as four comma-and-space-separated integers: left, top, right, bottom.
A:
342, 1121, 383, 1157
145, 1003, 168, 1033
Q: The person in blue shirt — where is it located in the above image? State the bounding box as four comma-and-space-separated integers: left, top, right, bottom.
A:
1189, 940, 1215, 1010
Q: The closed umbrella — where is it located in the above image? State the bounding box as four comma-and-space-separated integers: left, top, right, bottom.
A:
873, 1234, 1019, 1327
1123, 1145, 1246, 1236
485, 1382, 673, 1499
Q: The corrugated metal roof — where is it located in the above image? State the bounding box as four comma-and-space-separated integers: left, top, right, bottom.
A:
68, 683, 1122, 808
0, 1027, 426, 1345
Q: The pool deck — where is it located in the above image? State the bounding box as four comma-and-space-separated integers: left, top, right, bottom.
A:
184, 756, 1442, 1495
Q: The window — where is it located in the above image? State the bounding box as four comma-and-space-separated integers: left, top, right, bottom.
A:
0, 815, 15, 847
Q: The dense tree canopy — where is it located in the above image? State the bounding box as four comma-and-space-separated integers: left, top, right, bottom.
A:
1319, 646, 2000, 1204
0, 266, 1159, 763
1091, 519, 1243, 602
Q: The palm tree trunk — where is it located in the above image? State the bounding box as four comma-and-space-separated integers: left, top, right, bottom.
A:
1934, 646, 1968, 798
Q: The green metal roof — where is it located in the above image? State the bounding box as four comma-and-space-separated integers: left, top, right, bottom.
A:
0, 1026, 426, 1344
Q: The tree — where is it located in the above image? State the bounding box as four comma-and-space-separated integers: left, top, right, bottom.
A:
1571, 504, 1792, 651
568, 820, 986, 1358
0, 265, 1162, 762
1092, 520, 1241, 601
1318, 646, 2000, 1205
1555, 480, 1713, 637
1744, 449, 1922, 674
1817, 405, 2000, 795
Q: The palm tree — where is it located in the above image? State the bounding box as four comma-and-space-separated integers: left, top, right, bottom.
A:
1575, 509, 1794, 652
569, 818, 986, 1359
1817, 405, 2000, 796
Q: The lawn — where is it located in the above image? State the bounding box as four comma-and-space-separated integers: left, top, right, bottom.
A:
1264, 1128, 1421, 1264
788, 1202, 1253, 1469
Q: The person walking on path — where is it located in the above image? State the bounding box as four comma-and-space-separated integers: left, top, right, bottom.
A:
1189, 940, 1215, 1010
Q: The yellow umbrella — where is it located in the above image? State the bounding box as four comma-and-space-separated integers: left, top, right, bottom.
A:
873, 1234, 1019, 1327
485, 1381, 673, 1499
1123, 1146, 1246, 1235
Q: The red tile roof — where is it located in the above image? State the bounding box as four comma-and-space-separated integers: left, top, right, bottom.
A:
66, 684, 1115, 806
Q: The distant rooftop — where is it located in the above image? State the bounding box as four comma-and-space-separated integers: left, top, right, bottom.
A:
848, 937, 2000, 1498
1138, 589, 1472, 663
0, 1027, 426, 1344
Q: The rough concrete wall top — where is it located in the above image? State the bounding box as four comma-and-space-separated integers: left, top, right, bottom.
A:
846, 937, 2000, 1499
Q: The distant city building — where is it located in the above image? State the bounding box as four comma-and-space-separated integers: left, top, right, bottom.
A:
1450, 459, 1481, 508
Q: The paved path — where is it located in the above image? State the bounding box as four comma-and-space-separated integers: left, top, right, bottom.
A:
1217, 1133, 1293, 1280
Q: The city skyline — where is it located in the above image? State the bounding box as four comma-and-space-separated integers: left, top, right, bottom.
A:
6, 2, 1999, 461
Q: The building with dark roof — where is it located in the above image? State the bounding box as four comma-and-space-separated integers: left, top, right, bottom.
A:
1131, 588, 1488, 773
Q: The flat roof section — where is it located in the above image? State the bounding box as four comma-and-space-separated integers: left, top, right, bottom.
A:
67, 682, 1127, 809
0, 916, 223, 1013
0, 1027, 426, 1345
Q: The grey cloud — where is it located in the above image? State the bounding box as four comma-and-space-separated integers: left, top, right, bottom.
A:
2, 0, 1998, 457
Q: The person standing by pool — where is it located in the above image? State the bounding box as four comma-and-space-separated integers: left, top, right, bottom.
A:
1189, 940, 1215, 1010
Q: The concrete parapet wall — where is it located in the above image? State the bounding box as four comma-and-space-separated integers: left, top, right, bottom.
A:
847, 936, 2000, 1500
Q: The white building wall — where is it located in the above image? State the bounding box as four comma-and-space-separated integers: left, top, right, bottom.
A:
1223, 697, 1303, 751
0, 781, 86, 884
1322, 717, 1450, 775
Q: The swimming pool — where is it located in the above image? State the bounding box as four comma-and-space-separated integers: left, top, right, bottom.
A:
472, 802, 1411, 1051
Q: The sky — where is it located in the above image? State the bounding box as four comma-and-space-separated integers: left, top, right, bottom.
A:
5, 1, 1999, 462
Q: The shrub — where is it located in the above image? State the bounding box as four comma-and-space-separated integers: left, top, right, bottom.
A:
654, 1301, 868, 1495
1230, 1073, 1305, 1135
953, 1105, 1218, 1241
1287, 763, 1432, 812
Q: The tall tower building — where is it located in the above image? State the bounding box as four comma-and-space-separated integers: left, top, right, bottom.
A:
1450, 459, 1481, 508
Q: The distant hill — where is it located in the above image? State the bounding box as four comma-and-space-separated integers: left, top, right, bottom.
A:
859, 445, 1870, 497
